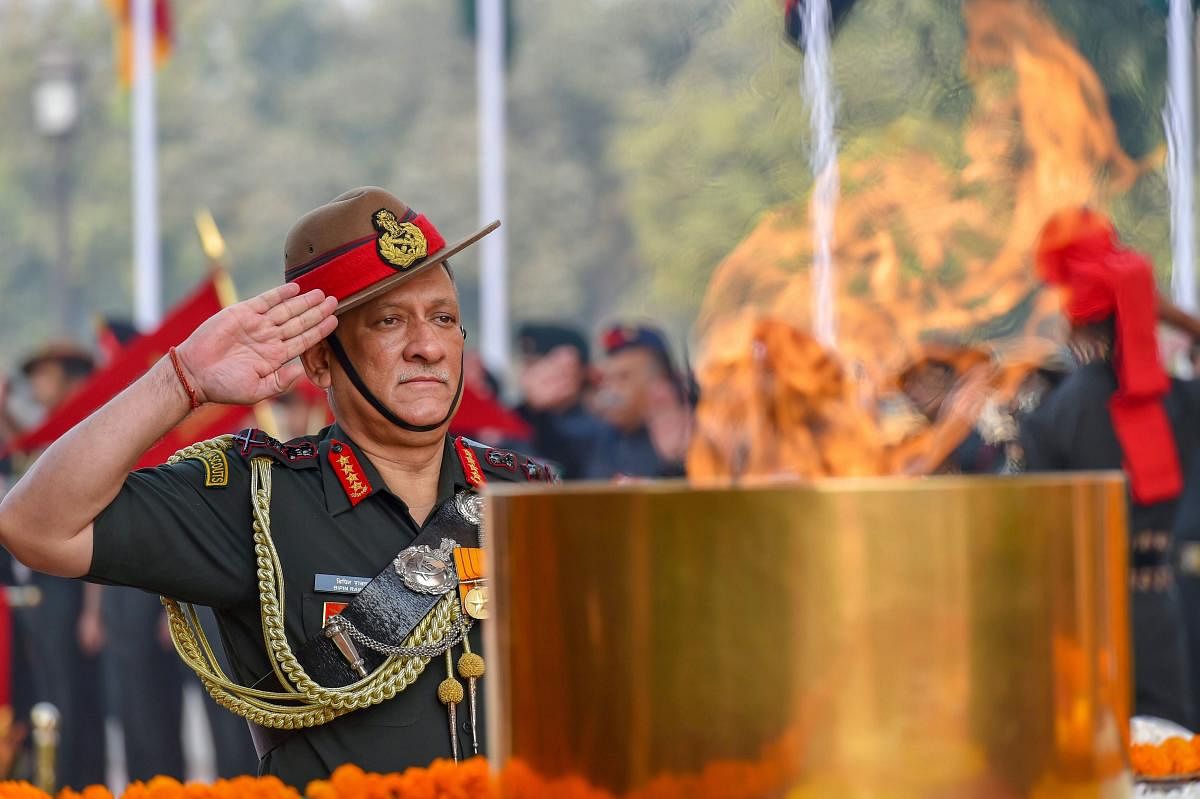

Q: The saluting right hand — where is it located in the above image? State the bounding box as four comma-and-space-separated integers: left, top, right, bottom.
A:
175, 284, 338, 407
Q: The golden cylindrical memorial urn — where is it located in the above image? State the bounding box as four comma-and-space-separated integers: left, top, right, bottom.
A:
486, 474, 1131, 798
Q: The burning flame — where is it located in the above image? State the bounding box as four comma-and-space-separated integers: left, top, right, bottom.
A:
688, 319, 885, 480
688, 0, 1157, 480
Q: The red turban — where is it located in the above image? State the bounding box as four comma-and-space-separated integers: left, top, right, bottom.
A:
1035, 207, 1181, 504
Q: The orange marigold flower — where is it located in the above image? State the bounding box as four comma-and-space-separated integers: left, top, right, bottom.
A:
1162, 737, 1197, 773
57, 787, 113, 799
0, 782, 51, 799
121, 775, 188, 799
181, 782, 211, 799
206, 775, 298, 799
1132, 737, 1200, 778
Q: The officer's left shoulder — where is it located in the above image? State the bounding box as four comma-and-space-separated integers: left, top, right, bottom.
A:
453, 437, 558, 486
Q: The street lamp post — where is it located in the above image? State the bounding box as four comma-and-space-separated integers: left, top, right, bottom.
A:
33, 48, 80, 337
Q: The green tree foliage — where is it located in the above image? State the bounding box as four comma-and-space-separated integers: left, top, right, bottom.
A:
0, 0, 1176, 371
613, 0, 1173, 333
0, 0, 724, 368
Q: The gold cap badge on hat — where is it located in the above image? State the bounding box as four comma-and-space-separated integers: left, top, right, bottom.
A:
373, 208, 428, 270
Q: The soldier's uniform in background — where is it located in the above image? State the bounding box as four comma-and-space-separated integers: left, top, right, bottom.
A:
1023, 362, 1200, 726
85, 425, 550, 788
1169, 439, 1200, 727
102, 589, 186, 780
195, 605, 260, 777
1026, 207, 1199, 727
7, 344, 106, 789
22, 574, 106, 788
99, 594, 260, 779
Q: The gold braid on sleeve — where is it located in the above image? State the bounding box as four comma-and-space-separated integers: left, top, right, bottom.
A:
160, 436, 462, 729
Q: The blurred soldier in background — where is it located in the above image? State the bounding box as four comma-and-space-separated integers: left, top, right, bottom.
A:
585, 324, 691, 479
11, 342, 106, 789
270, 381, 330, 442
897, 345, 1013, 475
1023, 207, 1200, 726
515, 324, 605, 479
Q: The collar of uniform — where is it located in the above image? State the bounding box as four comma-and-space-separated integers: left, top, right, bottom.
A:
318, 425, 471, 516
439, 435, 471, 500
319, 424, 388, 515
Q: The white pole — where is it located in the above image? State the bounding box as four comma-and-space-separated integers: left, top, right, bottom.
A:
476, 0, 508, 372
1167, 0, 1196, 312
132, 0, 161, 328
803, 0, 840, 350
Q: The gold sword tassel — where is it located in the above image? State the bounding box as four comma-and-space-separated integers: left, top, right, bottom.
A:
458, 636, 486, 756
437, 650, 465, 762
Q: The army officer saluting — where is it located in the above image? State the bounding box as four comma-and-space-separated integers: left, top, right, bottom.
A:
0, 188, 554, 788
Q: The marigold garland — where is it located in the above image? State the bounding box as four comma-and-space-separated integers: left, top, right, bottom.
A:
0, 775, 300, 799
0, 720, 1191, 799
305, 759, 492, 799
0, 728, 804, 799
1131, 735, 1200, 779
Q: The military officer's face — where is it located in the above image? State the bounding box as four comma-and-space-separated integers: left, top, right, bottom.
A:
330, 266, 464, 431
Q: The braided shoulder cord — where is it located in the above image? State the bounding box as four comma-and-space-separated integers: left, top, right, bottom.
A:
160, 436, 462, 728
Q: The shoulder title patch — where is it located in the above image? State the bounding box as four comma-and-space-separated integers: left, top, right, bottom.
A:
329, 439, 372, 506
167, 434, 235, 488
195, 448, 229, 487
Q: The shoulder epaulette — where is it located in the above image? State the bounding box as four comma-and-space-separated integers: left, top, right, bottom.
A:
167, 434, 236, 488
229, 428, 319, 468
455, 437, 558, 486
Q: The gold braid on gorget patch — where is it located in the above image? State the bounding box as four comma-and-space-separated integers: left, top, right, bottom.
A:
160, 435, 463, 729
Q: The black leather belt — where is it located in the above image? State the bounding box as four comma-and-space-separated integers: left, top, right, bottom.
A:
246, 496, 480, 758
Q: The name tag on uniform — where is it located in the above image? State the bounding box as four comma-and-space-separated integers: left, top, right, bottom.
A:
313, 573, 371, 595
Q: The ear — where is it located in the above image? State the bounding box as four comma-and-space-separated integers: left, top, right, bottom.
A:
301, 340, 333, 389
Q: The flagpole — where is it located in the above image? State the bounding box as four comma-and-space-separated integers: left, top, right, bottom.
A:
131, 0, 160, 329
476, 0, 508, 373
1167, 0, 1196, 312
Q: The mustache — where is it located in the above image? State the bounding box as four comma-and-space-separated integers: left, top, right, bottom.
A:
397, 370, 451, 384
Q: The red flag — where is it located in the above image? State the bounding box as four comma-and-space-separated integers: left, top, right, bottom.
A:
106, 0, 173, 86
95, 317, 139, 366
449, 383, 530, 441
136, 403, 253, 469
95, 323, 124, 366
8, 274, 231, 457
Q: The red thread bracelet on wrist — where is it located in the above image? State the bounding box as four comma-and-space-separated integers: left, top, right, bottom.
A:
168, 346, 201, 411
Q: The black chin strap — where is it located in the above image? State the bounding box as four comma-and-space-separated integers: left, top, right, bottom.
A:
326, 333, 464, 433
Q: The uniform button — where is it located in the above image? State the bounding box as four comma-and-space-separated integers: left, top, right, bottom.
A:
332, 443, 343, 453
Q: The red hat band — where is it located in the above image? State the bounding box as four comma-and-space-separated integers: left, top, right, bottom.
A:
286, 209, 447, 302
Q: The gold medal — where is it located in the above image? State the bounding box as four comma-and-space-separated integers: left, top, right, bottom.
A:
454, 547, 487, 619
465, 585, 489, 619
